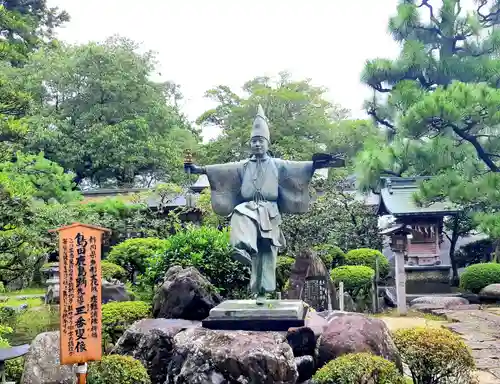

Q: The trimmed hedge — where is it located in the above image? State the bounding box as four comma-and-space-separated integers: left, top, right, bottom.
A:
276, 256, 295, 292
393, 327, 475, 384
88, 355, 151, 384
101, 261, 127, 282
101, 301, 151, 345
459, 262, 500, 293
330, 265, 374, 293
313, 352, 405, 384
344, 248, 390, 277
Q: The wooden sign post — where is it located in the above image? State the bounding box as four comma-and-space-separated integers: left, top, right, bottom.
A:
50, 223, 110, 384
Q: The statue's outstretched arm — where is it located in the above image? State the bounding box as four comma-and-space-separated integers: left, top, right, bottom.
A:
184, 163, 206, 175
311, 153, 345, 169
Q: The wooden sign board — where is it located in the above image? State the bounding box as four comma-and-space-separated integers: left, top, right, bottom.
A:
50, 223, 110, 365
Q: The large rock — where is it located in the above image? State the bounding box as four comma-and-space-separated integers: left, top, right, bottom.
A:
166, 328, 298, 383
113, 318, 200, 384
153, 266, 222, 321
102, 279, 132, 303
317, 312, 402, 371
480, 284, 500, 299
410, 296, 469, 310
22, 332, 76, 384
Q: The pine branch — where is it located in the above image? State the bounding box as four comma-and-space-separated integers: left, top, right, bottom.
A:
367, 107, 396, 133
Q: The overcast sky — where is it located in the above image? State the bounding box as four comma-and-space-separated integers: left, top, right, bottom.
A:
46, 0, 401, 140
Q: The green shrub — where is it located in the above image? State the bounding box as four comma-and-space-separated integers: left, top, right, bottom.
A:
393, 327, 475, 384
143, 226, 250, 297
101, 261, 127, 282
102, 301, 151, 345
459, 262, 500, 293
5, 357, 24, 383
88, 355, 151, 384
313, 352, 405, 384
330, 265, 374, 294
314, 244, 345, 269
276, 256, 295, 291
107, 237, 170, 281
344, 248, 390, 277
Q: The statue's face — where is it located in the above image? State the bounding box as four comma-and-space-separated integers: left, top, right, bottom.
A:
250, 136, 268, 157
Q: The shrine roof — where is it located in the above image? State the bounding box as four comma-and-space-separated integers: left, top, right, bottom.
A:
378, 177, 460, 217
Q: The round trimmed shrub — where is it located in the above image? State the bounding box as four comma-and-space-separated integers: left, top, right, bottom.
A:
101, 261, 127, 282
330, 265, 374, 294
108, 237, 170, 281
313, 352, 405, 384
88, 355, 151, 384
102, 301, 151, 345
344, 248, 390, 277
393, 327, 475, 383
314, 244, 345, 269
276, 256, 295, 291
459, 262, 500, 293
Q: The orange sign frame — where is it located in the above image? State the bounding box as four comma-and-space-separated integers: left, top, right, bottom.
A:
50, 223, 110, 365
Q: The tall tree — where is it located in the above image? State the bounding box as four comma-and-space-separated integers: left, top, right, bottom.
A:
197, 72, 351, 164
17, 36, 199, 187
357, 0, 500, 267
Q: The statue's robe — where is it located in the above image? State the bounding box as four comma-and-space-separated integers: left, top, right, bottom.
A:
205, 155, 314, 294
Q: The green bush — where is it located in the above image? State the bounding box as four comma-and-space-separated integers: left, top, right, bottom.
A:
101, 261, 127, 282
102, 301, 151, 345
314, 244, 345, 269
330, 265, 374, 294
0, 325, 25, 382
107, 237, 170, 281
88, 355, 151, 384
344, 248, 390, 277
393, 327, 475, 384
276, 256, 295, 292
143, 226, 250, 297
313, 352, 405, 384
459, 262, 500, 293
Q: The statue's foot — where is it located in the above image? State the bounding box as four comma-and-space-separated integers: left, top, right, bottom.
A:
256, 294, 266, 306
232, 248, 252, 266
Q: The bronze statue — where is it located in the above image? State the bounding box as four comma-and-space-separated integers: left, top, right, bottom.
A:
185, 105, 344, 304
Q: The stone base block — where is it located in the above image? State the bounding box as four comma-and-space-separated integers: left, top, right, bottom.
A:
202, 299, 307, 331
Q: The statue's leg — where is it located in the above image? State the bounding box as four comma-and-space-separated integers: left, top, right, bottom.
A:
254, 238, 278, 305
229, 212, 257, 266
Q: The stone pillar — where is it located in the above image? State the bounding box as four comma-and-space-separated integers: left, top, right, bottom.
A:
394, 250, 407, 315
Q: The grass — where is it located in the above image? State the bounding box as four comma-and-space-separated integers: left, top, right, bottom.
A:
0, 297, 43, 308
3, 305, 59, 346
1, 287, 45, 297
372, 309, 447, 322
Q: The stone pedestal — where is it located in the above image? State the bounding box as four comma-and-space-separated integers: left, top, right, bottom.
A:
405, 265, 452, 294
202, 300, 307, 331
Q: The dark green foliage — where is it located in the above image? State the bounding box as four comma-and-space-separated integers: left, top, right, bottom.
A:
107, 237, 170, 281
459, 262, 500, 294
143, 226, 250, 297
455, 238, 495, 268
314, 244, 345, 269
101, 261, 127, 282
276, 256, 295, 292
330, 265, 374, 295
101, 301, 151, 345
344, 248, 390, 278
313, 352, 405, 384
88, 355, 151, 384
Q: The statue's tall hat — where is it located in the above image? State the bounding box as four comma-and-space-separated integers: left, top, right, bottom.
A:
251, 104, 270, 143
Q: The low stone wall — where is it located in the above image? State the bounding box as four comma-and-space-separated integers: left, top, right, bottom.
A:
404, 265, 452, 294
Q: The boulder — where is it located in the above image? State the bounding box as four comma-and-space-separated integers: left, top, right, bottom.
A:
317, 312, 402, 371
480, 284, 500, 299
102, 279, 132, 303
410, 296, 469, 310
295, 355, 315, 382
22, 332, 76, 384
286, 326, 316, 357
113, 318, 200, 384
153, 266, 222, 321
166, 328, 298, 383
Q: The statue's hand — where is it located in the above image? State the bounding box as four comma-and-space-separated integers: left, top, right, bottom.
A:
184, 163, 205, 174
312, 153, 345, 169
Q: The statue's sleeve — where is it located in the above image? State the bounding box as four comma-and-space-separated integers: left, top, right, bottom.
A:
205, 161, 245, 216
275, 159, 315, 214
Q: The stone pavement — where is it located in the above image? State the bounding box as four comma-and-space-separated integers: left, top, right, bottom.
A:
431, 306, 500, 383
